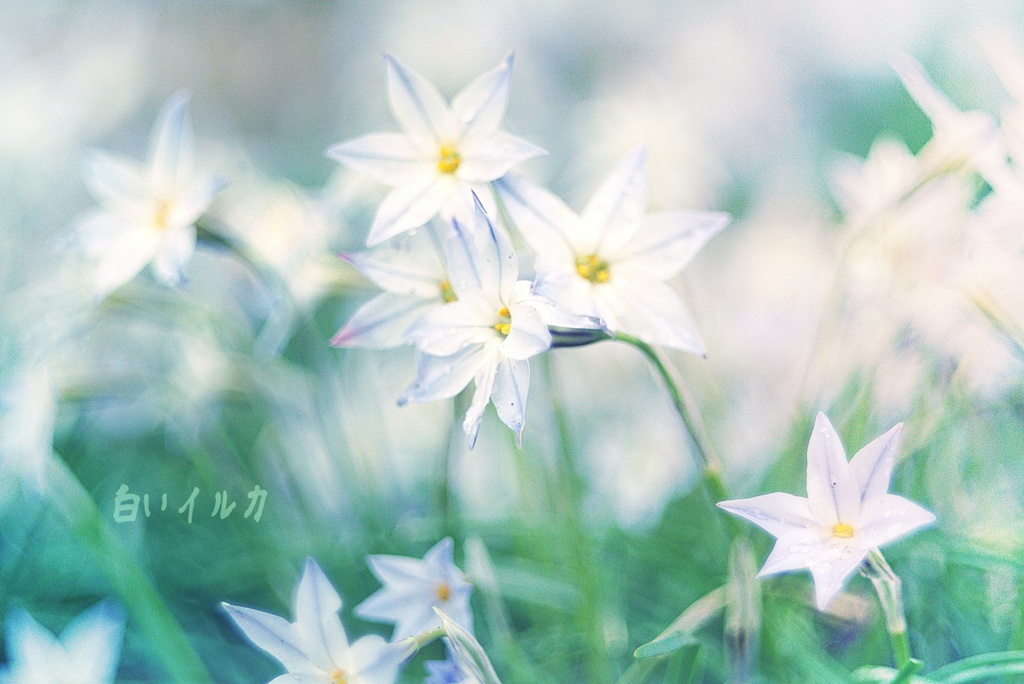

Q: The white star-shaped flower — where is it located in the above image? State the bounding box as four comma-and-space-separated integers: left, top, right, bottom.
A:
331, 224, 457, 349
76, 91, 226, 300
496, 146, 729, 354
355, 538, 473, 641
399, 196, 598, 447
0, 602, 124, 684
327, 54, 545, 247
718, 413, 936, 610
222, 558, 404, 684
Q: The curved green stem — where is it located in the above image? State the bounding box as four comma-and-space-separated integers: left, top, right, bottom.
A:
615, 333, 729, 506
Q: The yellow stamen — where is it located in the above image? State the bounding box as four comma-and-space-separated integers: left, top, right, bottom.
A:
437, 145, 461, 174
575, 254, 610, 283
493, 306, 511, 336
494, 322, 511, 336
498, 307, 510, 318
832, 522, 855, 539
330, 668, 348, 684
436, 582, 451, 602
154, 200, 172, 231
440, 279, 457, 303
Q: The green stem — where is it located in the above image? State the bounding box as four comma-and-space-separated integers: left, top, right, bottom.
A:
543, 353, 612, 684
47, 452, 214, 682
863, 549, 913, 669
615, 333, 729, 506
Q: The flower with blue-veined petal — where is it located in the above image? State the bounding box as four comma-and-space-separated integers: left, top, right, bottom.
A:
717, 413, 936, 610
76, 91, 226, 300
355, 538, 473, 642
495, 146, 729, 355
327, 53, 545, 247
222, 558, 405, 684
0, 601, 124, 684
331, 222, 457, 349
398, 195, 601, 448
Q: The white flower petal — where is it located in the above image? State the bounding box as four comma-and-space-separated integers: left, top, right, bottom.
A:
269, 674, 327, 684
5, 610, 61, 676
222, 603, 318, 675
450, 53, 513, 136
491, 356, 530, 447
92, 229, 163, 299
757, 528, 823, 576
579, 146, 648, 255
341, 237, 447, 298
327, 133, 427, 185
348, 635, 405, 683
808, 547, 867, 610
385, 54, 456, 153
407, 301, 495, 356
494, 174, 580, 261
169, 174, 227, 229
610, 210, 730, 279
148, 90, 195, 194
456, 130, 546, 182
368, 174, 456, 247
595, 279, 705, 354
424, 537, 456, 570
857, 494, 936, 549
848, 422, 902, 506
151, 225, 197, 287
293, 558, 349, 672
463, 358, 499, 448
399, 345, 488, 405
61, 602, 124, 683
80, 150, 151, 218
500, 302, 550, 360
331, 293, 433, 349
445, 201, 517, 304
805, 413, 859, 526
717, 492, 816, 539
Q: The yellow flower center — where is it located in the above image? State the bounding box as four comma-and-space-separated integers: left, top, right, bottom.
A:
330, 668, 348, 684
832, 522, 855, 539
575, 254, 610, 283
436, 581, 451, 602
440, 279, 457, 303
493, 306, 511, 336
154, 200, 173, 231
437, 144, 461, 175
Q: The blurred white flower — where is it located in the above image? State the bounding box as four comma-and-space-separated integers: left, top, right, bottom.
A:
0, 602, 124, 684
0, 364, 57, 492
399, 198, 592, 447
718, 413, 935, 610
328, 53, 545, 247
355, 537, 473, 641
331, 223, 455, 349
497, 146, 729, 354
831, 138, 922, 225
222, 558, 404, 684
424, 641, 481, 684
76, 91, 226, 300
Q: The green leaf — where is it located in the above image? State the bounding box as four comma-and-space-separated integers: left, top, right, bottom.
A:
929, 650, 1024, 683
436, 607, 503, 684
633, 586, 726, 660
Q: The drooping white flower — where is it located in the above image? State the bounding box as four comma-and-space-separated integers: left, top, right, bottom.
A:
718, 413, 935, 610
399, 196, 597, 447
76, 91, 226, 299
355, 538, 473, 641
222, 558, 404, 684
496, 146, 729, 354
331, 223, 456, 349
0, 602, 124, 684
327, 54, 545, 247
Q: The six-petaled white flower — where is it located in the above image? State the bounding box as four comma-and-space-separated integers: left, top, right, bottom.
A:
331, 223, 458, 349
718, 413, 936, 610
399, 197, 599, 447
222, 558, 404, 684
0, 602, 124, 684
496, 146, 729, 354
328, 53, 545, 247
76, 91, 226, 299
355, 537, 473, 641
